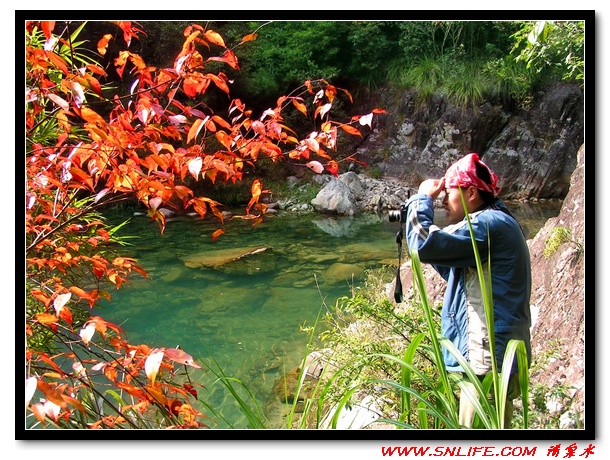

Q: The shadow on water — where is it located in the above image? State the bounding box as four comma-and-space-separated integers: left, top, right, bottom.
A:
96, 200, 561, 428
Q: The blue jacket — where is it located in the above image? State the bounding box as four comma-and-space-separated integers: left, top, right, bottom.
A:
405, 193, 532, 375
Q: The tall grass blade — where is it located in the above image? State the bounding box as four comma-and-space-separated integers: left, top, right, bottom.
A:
409, 248, 459, 423
401, 332, 426, 418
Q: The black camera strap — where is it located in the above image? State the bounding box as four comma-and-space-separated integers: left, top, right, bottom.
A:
394, 224, 404, 303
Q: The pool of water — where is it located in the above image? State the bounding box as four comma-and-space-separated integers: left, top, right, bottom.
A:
95, 200, 561, 428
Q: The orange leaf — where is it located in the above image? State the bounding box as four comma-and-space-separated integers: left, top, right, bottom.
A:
45, 51, 69, 75
204, 30, 226, 48
246, 179, 264, 214
35, 352, 66, 377
30, 289, 51, 307
239, 33, 258, 44
69, 285, 96, 304
325, 85, 337, 103
36, 313, 58, 325
212, 115, 232, 130
292, 99, 308, 116
339, 124, 363, 137
207, 50, 239, 71
205, 119, 217, 132
83, 73, 104, 98
316, 148, 332, 161
145, 384, 167, 406
262, 142, 282, 160
79, 107, 107, 128
212, 228, 225, 242
340, 87, 354, 103
206, 72, 230, 94
215, 131, 233, 151
115, 381, 147, 399
68, 166, 95, 191
62, 394, 85, 413
187, 118, 205, 144
86, 63, 108, 77
97, 34, 113, 56
37, 380, 68, 409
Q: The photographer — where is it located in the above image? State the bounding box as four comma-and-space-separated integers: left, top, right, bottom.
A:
403, 153, 531, 428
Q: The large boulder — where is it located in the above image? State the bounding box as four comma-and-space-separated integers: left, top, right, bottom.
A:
311, 175, 359, 215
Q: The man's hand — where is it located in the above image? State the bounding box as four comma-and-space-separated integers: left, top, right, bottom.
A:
418, 177, 445, 199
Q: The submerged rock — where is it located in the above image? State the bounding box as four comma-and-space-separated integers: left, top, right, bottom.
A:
182, 246, 268, 269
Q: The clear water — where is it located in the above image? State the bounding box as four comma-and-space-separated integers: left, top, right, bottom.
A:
96, 200, 561, 428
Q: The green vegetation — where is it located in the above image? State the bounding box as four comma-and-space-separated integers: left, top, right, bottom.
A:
543, 227, 583, 258
125, 20, 583, 114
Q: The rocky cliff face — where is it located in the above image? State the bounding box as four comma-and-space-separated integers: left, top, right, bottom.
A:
527, 144, 585, 426
354, 82, 583, 200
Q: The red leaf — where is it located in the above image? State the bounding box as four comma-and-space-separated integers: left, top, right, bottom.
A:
326, 160, 339, 178
212, 228, 225, 242
183, 383, 198, 398
41, 21, 55, 41
58, 307, 73, 325
83, 73, 104, 98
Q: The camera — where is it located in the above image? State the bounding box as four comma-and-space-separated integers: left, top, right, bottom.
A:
388, 204, 407, 223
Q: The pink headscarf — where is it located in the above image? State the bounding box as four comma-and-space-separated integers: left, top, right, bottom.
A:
444, 153, 500, 196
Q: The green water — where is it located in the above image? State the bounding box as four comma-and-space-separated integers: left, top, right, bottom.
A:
96, 201, 560, 428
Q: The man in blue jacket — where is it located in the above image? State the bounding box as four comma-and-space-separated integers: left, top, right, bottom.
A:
404, 153, 531, 428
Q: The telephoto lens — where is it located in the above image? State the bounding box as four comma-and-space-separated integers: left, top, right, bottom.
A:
388, 210, 402, 222
388, 204, 407, 223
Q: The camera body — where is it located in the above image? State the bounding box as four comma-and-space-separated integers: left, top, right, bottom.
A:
388, 203, 408, 223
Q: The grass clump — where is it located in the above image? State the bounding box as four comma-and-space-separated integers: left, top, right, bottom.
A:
543, 227, 582, 258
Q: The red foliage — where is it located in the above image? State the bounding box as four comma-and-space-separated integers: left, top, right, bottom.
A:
25, 20, 386, 429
